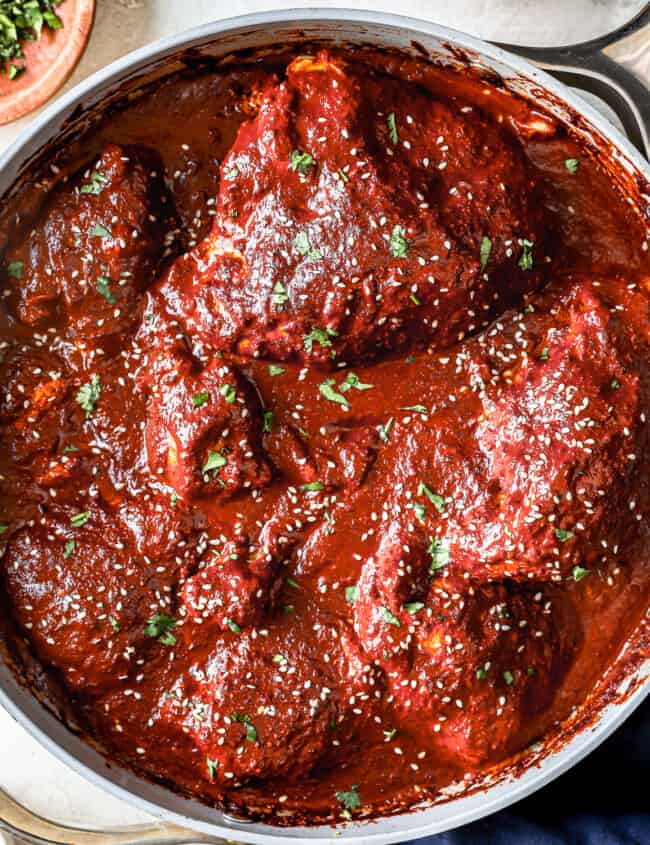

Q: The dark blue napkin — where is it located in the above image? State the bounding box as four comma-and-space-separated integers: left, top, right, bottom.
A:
415, 698, 650, 845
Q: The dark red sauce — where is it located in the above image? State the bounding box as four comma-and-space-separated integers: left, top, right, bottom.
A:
1, 48, 650, 825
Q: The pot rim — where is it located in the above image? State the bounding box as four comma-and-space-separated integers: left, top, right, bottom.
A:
0, 8, 649, 845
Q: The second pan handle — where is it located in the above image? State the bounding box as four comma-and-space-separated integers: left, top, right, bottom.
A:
498, 2, 650, 158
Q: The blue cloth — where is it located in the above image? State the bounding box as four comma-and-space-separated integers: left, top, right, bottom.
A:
415, 698, 650, 845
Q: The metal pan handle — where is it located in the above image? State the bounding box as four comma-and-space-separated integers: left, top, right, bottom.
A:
0, 787, 230, 845
498, 2, 650, 158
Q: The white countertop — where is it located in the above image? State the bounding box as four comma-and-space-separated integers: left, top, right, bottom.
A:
0, 0, 643, 841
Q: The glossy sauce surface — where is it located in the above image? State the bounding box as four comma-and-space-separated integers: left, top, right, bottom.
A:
1, 49, 650, 824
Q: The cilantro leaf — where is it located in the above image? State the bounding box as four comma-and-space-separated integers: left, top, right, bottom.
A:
480, 236, 492, 271
518, 239, 534, 271
319, 378, 350, 408
340, 372, 373, 392
428, 537, 450, 571
387, 112, 398, 144
80, 171, 109, 195
389, 224, 409, 258
202, 450, 227, 475
289, 150, 314, 175
303, 326, 337, 355
144, 613, 177, 646
76, 374, 101, 419
294, 230, 323, 260
565, 158, 579, 175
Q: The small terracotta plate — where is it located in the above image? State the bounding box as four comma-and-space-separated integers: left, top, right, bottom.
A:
0, 0, 95, 125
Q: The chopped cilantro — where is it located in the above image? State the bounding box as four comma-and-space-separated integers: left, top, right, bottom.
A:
345, 585, 358, 604
289, 150, 314, 175
301, 480, 324, 492
401, 404, 427, 414
8, 64, 24, 80
0, 524, 8, 535
555, 528, 574, 542
231, 712, 257, 742
418, 482, 445, 513
503, 670, 515, 686
518, 239, 534, 271
144, 613, 177, 646
273, 653, 286, 664
303, 326, 337, 355
96, 274, 116, 304
206, 756, 219, 780
404, 601, 424, 614
170, 491, 178, 507
89, 222, 111, 239
268, 364, 286, 376
108, 616, 120, 633
63, 539, 75, 558
610, 378, 621, 390
340, 372, 373, 392
336, 785, 361, 813
202, 450, 227, 475
272, 280, 289, 305
319, 378, 350, 408
565, 158, 579, 175
80, 171, 109, 195
286, 577, 300, 589
384, 728, 397, 741
294, 230, 322, 260
226, 618, 242, 634
224, 166, 239, 181
263, 410, 275, 433
193, 391, 209, 408
70, 511, 90, 528
476, 667, 488, 681
63, 444, 79, 453
383, 607, 401, 627
219, 383, 236, 404
6, 260, 23, 278
414, 502, 426, 522
480, 236, 492, 271
387, 112, 398, 144
428, 537, 450, 571
539, 347, 550, 360
410, 293, 421, 306
389, 224, 409, 258
572, 565, 590, 582
378, 417, 394, 443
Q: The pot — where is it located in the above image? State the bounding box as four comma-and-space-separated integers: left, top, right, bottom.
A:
1, 8, 650, 845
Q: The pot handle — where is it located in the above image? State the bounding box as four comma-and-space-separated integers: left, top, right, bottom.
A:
498, 2, 650, 158
0, 787, 231, 845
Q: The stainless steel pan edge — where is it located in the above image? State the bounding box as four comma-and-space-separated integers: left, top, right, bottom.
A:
1, 9, 649, 845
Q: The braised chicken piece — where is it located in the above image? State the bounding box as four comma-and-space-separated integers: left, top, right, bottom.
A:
140, 337, 271, 503
91, 609, 381, 788
2, 504, 191, 692
365, 275, 650, 582
5, 144, 177, 343
381, 576, 578, 765
155, 52, 544, 364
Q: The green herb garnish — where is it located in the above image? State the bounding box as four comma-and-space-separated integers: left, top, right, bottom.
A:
480, 236, 492, 271
387, 112, 398, 144
76, 374, 101, 418
389, 224, 408, 258
518, 239, 534, 271
289, 150, 314, 175
193, 391, 209, 408
144, 613, 177, 646
202, 450, 227, 475
80, 171, 108, 195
